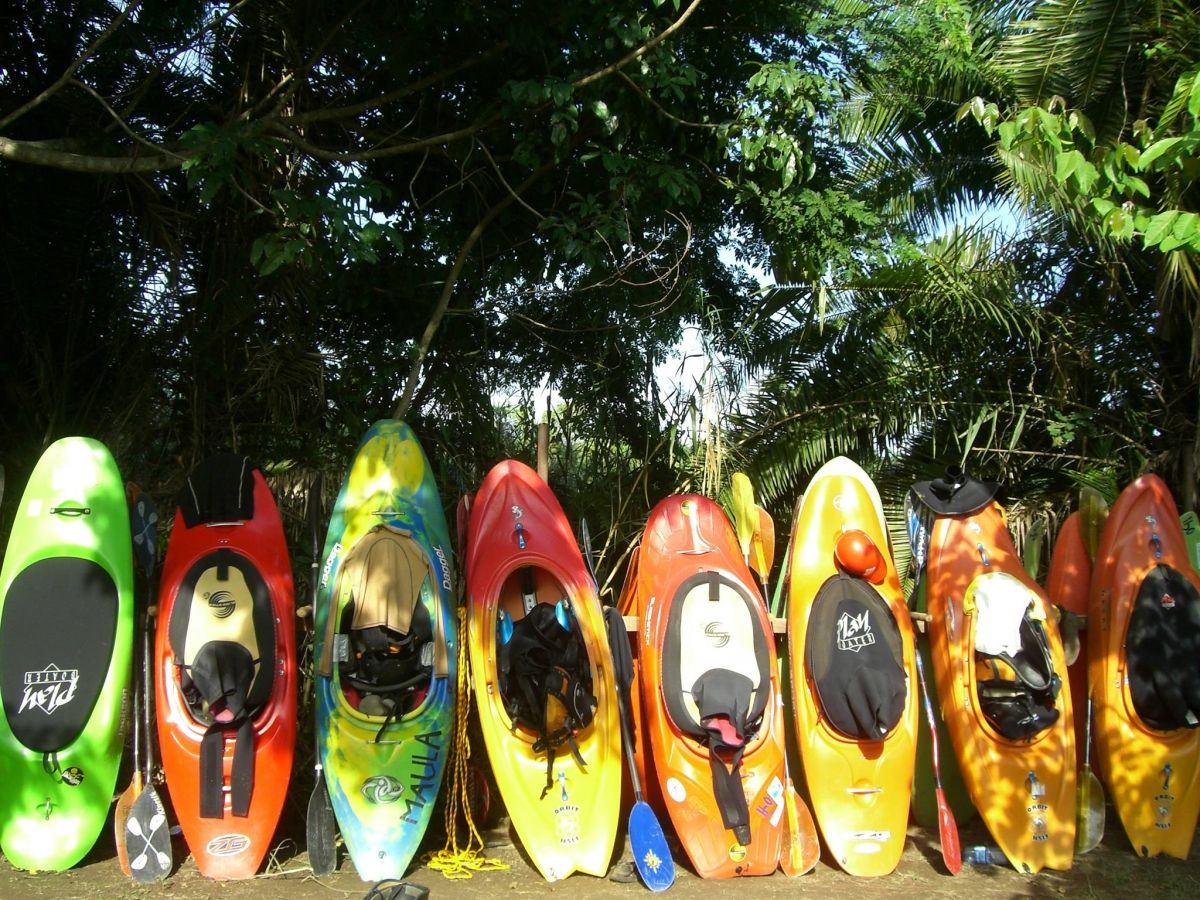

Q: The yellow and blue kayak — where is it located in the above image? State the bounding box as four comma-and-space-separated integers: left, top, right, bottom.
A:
313, 420, 456, 881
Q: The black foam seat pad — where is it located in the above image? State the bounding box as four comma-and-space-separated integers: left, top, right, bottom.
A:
662, 572, 771, 740
1127, 563, 1200, 731
168, 547, 275, 818
179, 453, 255, 528
1, 557, 119, 753
806, 574, 906, 741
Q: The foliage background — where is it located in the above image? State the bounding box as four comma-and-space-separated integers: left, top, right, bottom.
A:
1, 0, 1197, 592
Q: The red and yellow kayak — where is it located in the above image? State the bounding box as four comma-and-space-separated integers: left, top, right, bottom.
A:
786, 457, 916, 876
924, 487, 1075, 872
465, 460, 620, 881
1089, 474, 1200, 858
155, 456, 296, 879
622, 494, 785, 879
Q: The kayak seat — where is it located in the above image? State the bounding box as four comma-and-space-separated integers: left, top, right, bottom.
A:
967, 573, 1061, 741
0, 557, 119, 756
806, 574, 906, 741
321, 526, 446, 733
1127, 564, 1200, 731
497, 580, 596, 798
169, 547, 275, 818
664, 572, 770, 844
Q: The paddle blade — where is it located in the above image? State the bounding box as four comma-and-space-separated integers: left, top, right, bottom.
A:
127, 786, 172, 883
307, 771, 338, 876
936, 787, 962, 875
730, 472, 756, 560
750, 506, 775, 584
114, 772, 142, 877
1075, 766, 1105, 854
628, 800, 675, 891
127, 486, 160, 580
779, 780, 820, 876
1181, 510, 1200, 572
1079, 486, 1108, 564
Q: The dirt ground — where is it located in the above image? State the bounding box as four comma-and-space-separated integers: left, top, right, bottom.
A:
2, 803, 1199, 900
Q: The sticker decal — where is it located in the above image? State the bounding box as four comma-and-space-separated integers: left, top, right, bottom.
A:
1026, 771, 1049, 842
60, 767, 85, 787
705, 622, 731, 648
666, 777, 687, 803
206, 833, 250, 857
837, 610, 875, 652
1155, 764, 1176, 830
766, 776, 785, 827
728, 842, 747, 862
361, 775, 405, 804
19, 664, 79, 715
206, 589, 236, 619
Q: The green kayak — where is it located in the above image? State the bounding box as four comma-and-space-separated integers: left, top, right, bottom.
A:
0, 437, 134, 870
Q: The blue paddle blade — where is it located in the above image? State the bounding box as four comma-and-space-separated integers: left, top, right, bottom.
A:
629, 800, 675, 891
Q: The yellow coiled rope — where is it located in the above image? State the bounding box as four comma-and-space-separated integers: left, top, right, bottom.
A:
424, 606, 509, 879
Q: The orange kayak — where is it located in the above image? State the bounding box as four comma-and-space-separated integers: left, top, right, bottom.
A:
1046, 512, 1090, 770
1089, 474, 1200, 858
155, 456, 296, 879
623, 494, 785, 878
786, 458, 916, 876
918, 472, 1075, 873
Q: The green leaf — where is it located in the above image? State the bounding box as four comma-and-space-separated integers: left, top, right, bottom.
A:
1138, 136, 1183, 170
1143, 211, 1179, 248
1054, 149, 1079, 183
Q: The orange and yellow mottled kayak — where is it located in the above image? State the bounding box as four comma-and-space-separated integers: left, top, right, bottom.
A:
1046, 511, 1090, 769
1089, 474, 1200, 858
786, 457, 916, 876
623, 494, 785, 879
465, 460, 620, 881
920, 475, 1075, 873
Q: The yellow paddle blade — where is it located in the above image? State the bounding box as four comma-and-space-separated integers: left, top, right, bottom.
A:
730, 472, 757, 561
750, 506, 774, 584
1079, 486, 1109, 565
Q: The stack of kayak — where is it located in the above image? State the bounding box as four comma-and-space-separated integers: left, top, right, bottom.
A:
6, 428, 1200, 887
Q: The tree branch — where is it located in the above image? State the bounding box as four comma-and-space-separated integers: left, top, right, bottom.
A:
0, 0, 143, 132
392, 162, 554, 421
572, 0, 704, 90
0, 136, 184, 173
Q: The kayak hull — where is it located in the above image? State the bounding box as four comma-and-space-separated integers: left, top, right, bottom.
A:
1089, 475, 1200, 859
0, 437, 134, 871
313, 420, 457, 881
926, 501, 1076, 873
465, 460, 619, 881
787, 458, 916, 876
1046, 511, 1090, 770
156, 463, 296, 879
626, 494, 785, 879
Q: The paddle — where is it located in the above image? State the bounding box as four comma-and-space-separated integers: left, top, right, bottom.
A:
914, 650, 962, 874
1182, 511, 1200, 573
603, 604, 676, 892
770, 495, 804, 618
125, 487, 172, 882
730, 472, 757, 564
305, 475, 338, 876
904, 490, 961, 875
578, 517, 673, 890
114, 670, 141, 875
1075, 695, 1105, 853
752, 506, 774, 584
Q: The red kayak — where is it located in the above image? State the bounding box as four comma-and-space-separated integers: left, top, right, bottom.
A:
1046, 511, 1090, 769
155, 455, 296, 879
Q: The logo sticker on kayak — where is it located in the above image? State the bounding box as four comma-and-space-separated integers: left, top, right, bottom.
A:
361, 775, 405, 804
206, 834, 250, 857
19, 664, 78, 715
705, 622, 730, 648
837, 610, 875, 653
207, 589, 236, 619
